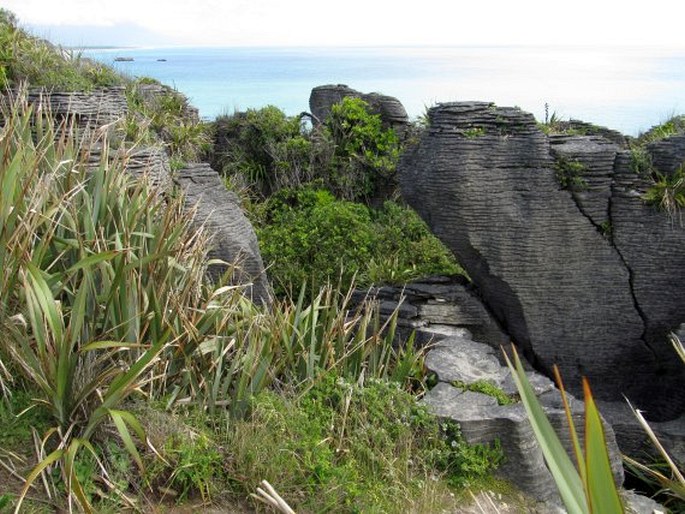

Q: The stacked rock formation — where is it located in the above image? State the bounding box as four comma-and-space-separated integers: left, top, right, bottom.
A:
352, 276, 508, 348
309, 84, 410, 135
398, 102, 685, 421
420, 334, 624, 503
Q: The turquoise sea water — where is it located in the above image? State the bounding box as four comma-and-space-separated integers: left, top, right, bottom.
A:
84, 46, 685, 136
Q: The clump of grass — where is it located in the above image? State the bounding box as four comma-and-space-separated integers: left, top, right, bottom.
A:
223, 374, 503, 513
643, 164, 685, 221
0, 9, 123, 90
452, 380, 517, 406
637, 115, 685, 145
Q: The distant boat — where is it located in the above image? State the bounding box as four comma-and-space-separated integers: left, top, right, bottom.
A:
157, 58, 167, 62
114, 57, 134, 62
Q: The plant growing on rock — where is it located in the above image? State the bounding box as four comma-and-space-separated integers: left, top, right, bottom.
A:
643, 163, 685, 221
319, 96, 401, 202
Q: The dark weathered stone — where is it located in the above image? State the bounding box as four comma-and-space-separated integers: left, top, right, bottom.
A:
25, 87, 128, 130
610, 150, 685, 418
399, 102, 656, 407
309, 84, 409, 134
352, 276, 508, 348
174, 163, 271, 305
549, 134, 619, 228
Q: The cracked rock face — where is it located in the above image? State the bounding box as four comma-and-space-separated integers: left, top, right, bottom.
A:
399, 102, 685, 419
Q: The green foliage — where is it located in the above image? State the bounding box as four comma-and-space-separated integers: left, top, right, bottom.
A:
452, 380, 517, 406
321, 97, 401, 202
150, 431, 225, 502
225, 374, 502, 512
643, 164, 685, 220
637, 115, 685, 145
462, 127, 486, 138
124, 81, 211, 162
0, 10, 123, 89
256, 187, 463, 296
0, 94, 233, 511
554, 155, 588, 191
0, 390, 52, 449
213, 106, 312, 196
256, 187, 376, 296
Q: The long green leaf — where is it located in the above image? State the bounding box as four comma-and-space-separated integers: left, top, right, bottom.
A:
503, 347, 588, 514
109, 409, 145, 470
583, 379, 623, 513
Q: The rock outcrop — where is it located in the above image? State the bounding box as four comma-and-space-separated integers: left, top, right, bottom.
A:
175, 163, 271, 304
309, 84, 409, 135
399, 101, 685, 420
352, 276, 508, 348
26, 87, 128, 130
420, 334, 624, 503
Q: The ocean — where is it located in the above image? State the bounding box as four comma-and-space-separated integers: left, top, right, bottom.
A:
83, 46, 685, 136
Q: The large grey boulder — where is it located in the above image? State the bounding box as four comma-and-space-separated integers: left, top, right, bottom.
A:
175, 163, 271, 305
398, 101, 685, 420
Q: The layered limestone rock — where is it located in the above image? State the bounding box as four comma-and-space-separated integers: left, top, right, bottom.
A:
399, 101, 685, 419
175, 163, 271, 304
309, 84, 409, 134
351, 276, 508, 348
26, 87, 128, 130
420, 335, 624, 503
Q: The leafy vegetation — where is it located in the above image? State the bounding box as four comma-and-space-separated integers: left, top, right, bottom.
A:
643, 164, 685, 220
222, 374, 503, 512
554, 155, 588, 191
254, 186, 463, 296
452, 380, 517, 406
0, 13, 502, 512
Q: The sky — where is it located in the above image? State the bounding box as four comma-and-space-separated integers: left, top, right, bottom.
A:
2, 0, 684, 48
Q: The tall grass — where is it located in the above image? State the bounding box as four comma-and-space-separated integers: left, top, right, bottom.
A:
0, 92, 230, 511
0, 90, 426, 510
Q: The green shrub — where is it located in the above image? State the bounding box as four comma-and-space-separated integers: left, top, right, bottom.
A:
225, 374, 502, 513
256, 187, 375, 296
554, 155, 588, 191
319, 97, 401, 202
213, 106, 312, 196
368, 201, 463, 284
255, 187, 464, 296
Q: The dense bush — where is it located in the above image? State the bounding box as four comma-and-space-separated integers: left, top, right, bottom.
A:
213, 105, 312, 196
319, 96, 400, 202
213, 98, 401, 203
255, 186, 463, 296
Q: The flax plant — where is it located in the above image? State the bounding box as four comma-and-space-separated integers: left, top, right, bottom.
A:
0, 92, 231, 512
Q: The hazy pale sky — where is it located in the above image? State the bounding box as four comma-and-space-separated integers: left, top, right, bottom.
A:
2, 0, 683, 47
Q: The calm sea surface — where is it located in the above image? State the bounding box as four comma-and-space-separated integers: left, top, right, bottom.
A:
84, 46, 685, 136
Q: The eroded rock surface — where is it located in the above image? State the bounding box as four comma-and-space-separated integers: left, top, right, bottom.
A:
175, 163, 271, 305
399, 102, 685, 419
420, 335, 624, 503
